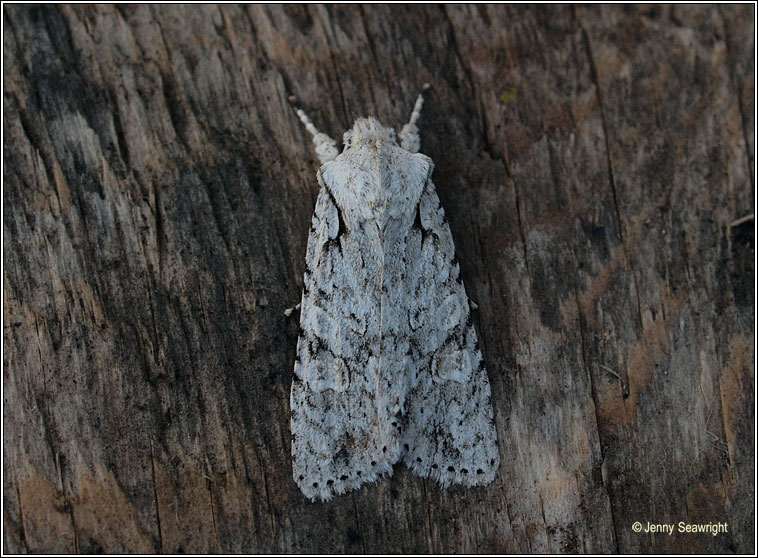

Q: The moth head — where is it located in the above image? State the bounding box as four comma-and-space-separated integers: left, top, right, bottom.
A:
343, 117, 398, 150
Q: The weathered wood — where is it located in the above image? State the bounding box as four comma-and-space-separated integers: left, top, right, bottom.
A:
3, 4, 753, 553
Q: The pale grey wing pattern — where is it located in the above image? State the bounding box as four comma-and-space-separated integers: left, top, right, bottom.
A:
399, 178, 500, 487
290, 186, 393, 501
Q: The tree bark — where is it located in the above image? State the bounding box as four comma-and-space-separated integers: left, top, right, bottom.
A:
3, 4, 753, 553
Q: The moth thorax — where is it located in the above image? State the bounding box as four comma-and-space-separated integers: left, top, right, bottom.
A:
344, 117, 398, 147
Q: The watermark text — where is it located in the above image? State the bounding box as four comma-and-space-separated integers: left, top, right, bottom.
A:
631, 521, 728, 536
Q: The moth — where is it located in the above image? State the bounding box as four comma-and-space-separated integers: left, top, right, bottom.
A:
290, 86, 499, 501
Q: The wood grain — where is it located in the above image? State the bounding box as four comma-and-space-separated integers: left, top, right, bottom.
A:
3, 4, 753, 553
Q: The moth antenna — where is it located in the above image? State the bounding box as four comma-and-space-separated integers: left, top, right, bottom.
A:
290, 97, 339, 164
399, 83, 430, 153
408, 85, 429, 127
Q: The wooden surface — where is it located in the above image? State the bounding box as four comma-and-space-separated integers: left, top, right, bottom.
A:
3, 4, 754, 554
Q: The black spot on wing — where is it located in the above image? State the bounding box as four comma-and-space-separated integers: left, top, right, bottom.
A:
412, 204, 433, 242
320, 189, 347, 254
325, 188, 348, 240
335, 207, 347, 241
413, 204, 424, 231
